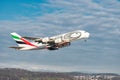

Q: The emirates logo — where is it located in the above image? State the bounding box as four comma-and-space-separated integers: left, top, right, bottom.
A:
70, 33, 81, 38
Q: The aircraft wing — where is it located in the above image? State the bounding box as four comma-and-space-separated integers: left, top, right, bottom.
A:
22, 36, 41, 40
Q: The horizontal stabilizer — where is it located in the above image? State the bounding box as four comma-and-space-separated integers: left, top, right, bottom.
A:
9, 46, 23, 49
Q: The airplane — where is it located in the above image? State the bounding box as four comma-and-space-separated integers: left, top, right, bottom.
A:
9, 30, 90, 50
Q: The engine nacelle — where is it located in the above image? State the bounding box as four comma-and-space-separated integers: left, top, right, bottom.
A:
57, 42, 71, 48
47, 42, 71, 50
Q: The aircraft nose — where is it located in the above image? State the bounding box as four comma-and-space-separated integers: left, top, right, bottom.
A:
86, 32, 90, 38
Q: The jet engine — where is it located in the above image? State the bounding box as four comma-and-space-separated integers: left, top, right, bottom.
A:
56, 42, 71, 48
47, 42, 71, 50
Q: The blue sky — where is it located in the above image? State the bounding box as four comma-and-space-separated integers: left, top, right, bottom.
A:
0, 0, 120, 74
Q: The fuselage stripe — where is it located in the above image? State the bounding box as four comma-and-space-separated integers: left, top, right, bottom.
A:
21, 38, 38, 47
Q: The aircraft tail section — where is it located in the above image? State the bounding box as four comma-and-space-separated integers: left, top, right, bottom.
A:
11, 32, 37, 47
11, 32, 24, 45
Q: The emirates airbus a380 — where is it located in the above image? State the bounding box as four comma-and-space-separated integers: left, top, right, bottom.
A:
9, 30, 90, 50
